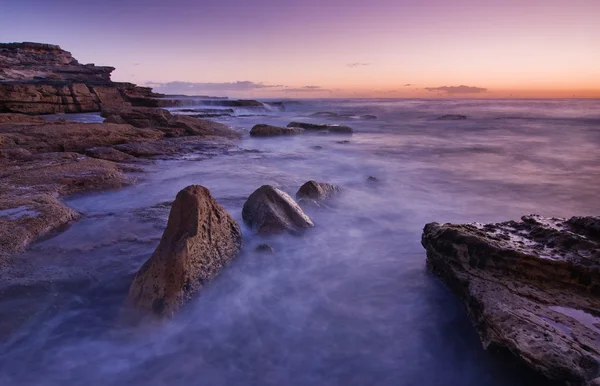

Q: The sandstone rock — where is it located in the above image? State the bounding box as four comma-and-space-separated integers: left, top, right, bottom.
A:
102, 107, 240, 139
242, 185, 314, 234
421, 215, 600, 385
0, 121, 163, 154
85, 146, 137, 163
287, 121, 353, 134
250, 124, 304, 137
0, 113, 46, 125
296, 180, 341, 201
127, 185, 243, 318
437, 114, 467, 120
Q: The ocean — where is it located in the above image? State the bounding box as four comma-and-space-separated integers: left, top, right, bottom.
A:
1, 98, 599, 385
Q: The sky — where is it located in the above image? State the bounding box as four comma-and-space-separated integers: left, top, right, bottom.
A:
1, 0, 599, 98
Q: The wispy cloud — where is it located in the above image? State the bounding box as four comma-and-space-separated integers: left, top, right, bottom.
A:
425, 85, 488, 95
404, 84, 412, 87
347, 62, 370, 68
283, 86, 332, 93
145, 81, 283, 94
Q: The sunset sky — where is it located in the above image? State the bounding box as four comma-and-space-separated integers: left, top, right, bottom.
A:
1, 0, 598, 98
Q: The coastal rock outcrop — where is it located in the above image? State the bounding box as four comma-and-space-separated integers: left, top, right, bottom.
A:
242, 185, 314, 234
0, 42, 161, 114
127, 185, 243, 318
421, 215, 600, 385
296, 180, 341, 201
287, 121, 353, 134
250, 124, 304, 137
102, 107, 240, 139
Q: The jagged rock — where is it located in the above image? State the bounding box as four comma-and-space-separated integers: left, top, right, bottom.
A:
250, 124, 304, 137
367, 176, 379, 182
421, 215, 600, 385
287, 121, 353, 134
242, 185, 314, 234
296, 180, 341, 201
437, 114, 467, 120
127, 185, 243, 318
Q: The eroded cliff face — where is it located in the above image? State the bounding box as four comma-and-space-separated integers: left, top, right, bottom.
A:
0, 42, 163, 114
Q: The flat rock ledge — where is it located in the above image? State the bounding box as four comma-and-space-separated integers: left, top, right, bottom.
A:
287, 121, 353, 134
126, 185, 243, 319
250, 124, 304, 137
421, 215, 600, 385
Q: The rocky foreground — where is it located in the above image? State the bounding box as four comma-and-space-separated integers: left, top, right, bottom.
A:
422, 215, 600, 385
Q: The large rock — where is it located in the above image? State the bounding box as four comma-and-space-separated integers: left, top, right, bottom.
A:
0, 121, 163, 154
0, 42, 161, 114
242, 185, 314, 234
287, 121, 353, 134
250, 124, 304, 137
422, 215, 600, 385
296, 180, 341, 201
127, 185, 243, 318
102, 107, 240, 139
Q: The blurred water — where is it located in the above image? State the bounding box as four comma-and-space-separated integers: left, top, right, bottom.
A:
1, 99, 599, 386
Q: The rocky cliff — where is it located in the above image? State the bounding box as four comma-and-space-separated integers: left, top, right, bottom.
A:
0, 42, 163, 114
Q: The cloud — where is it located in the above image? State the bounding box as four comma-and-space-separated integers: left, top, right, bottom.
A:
424, 85, 488, 95
145, 81, 283, 94
283, 86, 331, 93
404, 84, 412, 87
347, 62, 370, 68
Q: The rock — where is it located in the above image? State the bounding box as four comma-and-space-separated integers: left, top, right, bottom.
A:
127, 185, 243, 318
367, 176, 379, 182
0, 113, 46, 125
361, 114, 377, 120
437, 114, 467, 120
102, 107, 240, 139
249, 124, 304, 137
255, 244, 274, 254
296, 180, 341, 201
85, 146, 138, 163
242, 185, 314, 234
310, 112, 339, 118
336, 140, 351, 144
0, 121, 163, 154
0, 42, 163, 114
421, 215, 600, 385
198, 99, 264, 108
287, 121, 353, 134
312, 145, 323, 150
114, 136, 236, 159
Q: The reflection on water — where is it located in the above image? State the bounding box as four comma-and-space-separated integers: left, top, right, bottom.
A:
1, 99, 599, 385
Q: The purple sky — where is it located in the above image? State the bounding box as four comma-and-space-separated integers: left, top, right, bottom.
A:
1, 0, 599, 97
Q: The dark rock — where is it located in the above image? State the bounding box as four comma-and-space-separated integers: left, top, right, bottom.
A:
255, 244, 274, 254
437, 114, 467, 120
296, 180, 341, 201
421, 215, 600, 385
287, 121, 353, 134
242, 185, 314, 234
250, 124, 304, 137
336, 140, 351, 144
127, 185, 243, 318
367, 176, 379, 182
312, 145, 323, 150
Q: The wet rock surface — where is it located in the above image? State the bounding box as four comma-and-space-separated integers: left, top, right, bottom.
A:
296, 180, 341, 201
126, 185, 243, 319
249, 124, 304, 137
242, 185, 314, 234
437, 114, 467, 120
422, 215, 600, 385
287, 121, 354, 134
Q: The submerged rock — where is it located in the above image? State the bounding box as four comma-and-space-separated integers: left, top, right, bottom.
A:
127, 185, 243, 318
250, 124, 304, 137
296, 180, 341, 201
287, 121, 353, 134
421, 215, 600, 385
242, 185, 314, 234
437, 114, 467, 120
255, 244, 274, 254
